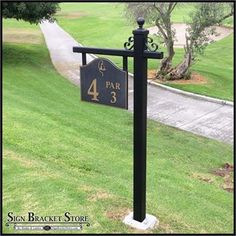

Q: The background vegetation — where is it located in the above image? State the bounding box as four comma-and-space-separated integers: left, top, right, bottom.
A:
56, 3, 233, 101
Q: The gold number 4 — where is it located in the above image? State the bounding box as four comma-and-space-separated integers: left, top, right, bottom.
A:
110, 91, 117, 103
88, 79, 99, 101
87, 79, 117, 104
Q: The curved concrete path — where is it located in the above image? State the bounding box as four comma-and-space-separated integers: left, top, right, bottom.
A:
148, 23, 233, 48
40, 21, 233, 144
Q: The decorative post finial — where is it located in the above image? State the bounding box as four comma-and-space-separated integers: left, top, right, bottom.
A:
137, 17, 145, 29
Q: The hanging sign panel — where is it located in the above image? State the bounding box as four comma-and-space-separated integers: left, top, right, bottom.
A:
80, 58, 128, 109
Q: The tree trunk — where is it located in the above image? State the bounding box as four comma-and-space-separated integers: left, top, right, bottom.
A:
166, 51, 192, 80
156, 40, 175, 77
160, 41, 175, 71
159, 57, 172, 72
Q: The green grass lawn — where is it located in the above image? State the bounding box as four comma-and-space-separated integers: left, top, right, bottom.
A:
56, 3, 233, 101
2, 19, 233, 234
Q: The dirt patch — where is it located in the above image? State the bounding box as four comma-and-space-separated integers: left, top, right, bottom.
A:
212, 163, 234, 192
147, 69, 157, 81
3, 28, 43, 44
88, 190, 114, 202
212, 163, 234, 177
148, 70, 208, 84
57, 11, 87, 19
191, 163, 234, 192
192, 173, 214, 184
222, 174, 234, 193
105, 208, 130, 220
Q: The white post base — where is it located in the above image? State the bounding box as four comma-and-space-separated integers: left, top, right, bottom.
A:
123, 212, 159, 230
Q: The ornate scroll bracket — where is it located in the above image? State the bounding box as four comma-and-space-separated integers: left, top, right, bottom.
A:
124, 36, 134, 50
124, 36, 159, 52
146, 37, 159, 52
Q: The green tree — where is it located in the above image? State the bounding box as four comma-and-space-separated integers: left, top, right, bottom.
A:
126, 2, 233, 80
125, 2, 177, 74
2, 2, 59, 24
168, 2, 234, 80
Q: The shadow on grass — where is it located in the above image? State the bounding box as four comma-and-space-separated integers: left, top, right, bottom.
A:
3, 43, 50, 67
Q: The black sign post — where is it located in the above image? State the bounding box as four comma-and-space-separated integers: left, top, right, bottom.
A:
133, 18, 149, 222
73, 17, 163, 223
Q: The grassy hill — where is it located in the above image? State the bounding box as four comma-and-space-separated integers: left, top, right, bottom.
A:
2, 19, 233, 234
56, 3, 233, 101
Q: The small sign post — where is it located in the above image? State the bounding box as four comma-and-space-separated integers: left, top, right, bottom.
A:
73, 17, 163, 229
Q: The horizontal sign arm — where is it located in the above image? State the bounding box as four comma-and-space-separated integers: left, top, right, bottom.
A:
73, 46, 134, 57
143, 51, 163, 59
73, 47, 163, 59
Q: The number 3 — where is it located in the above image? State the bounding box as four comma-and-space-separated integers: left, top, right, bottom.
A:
110, 91, 117, 103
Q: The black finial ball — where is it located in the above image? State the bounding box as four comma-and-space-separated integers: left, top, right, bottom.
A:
137, 17, 145, 29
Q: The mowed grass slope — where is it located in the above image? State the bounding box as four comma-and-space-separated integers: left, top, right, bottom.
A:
3, 19, 233, 234
56, 3, 233, 101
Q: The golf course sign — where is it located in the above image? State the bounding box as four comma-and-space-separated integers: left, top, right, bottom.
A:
80, 58, 128, 109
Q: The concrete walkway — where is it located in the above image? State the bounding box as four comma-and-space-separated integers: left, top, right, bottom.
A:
40, 21, 233, 144
148, 23, 233, 48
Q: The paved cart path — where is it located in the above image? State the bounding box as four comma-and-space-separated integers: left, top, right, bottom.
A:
148, 23, 233, 48
40, 21, 233, 144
